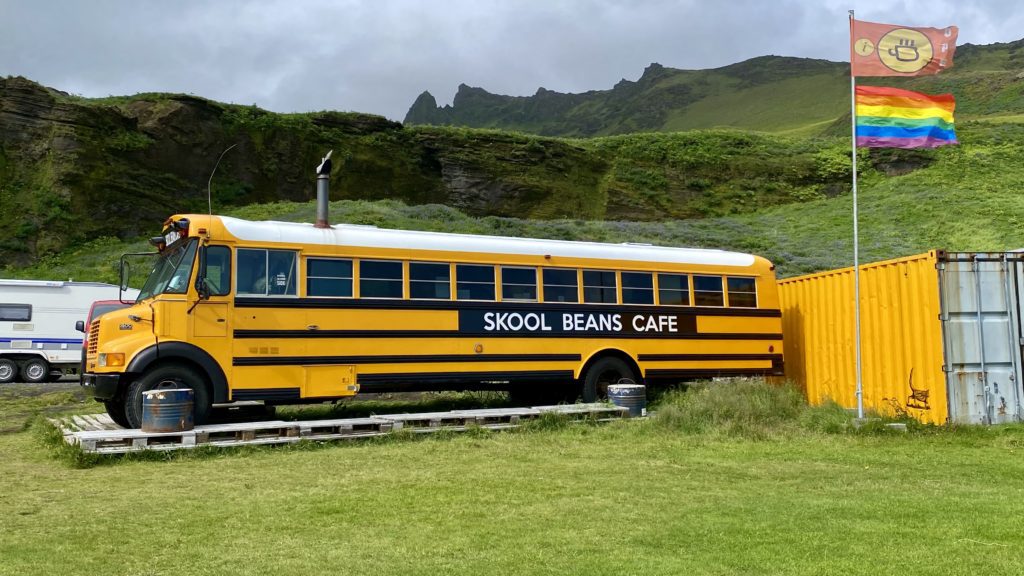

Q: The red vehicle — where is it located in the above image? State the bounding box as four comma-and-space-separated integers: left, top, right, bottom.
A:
76, 300, 133, 381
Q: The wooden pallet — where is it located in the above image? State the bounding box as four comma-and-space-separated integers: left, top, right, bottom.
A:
51, 403, 630, 455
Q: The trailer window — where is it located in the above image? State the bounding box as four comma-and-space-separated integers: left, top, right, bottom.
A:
622, 272, 654, 305
457, 265, 495, 301
583, 270, 617, 304
658, 273, 690, 306
0, 304, 31, 321
543, 268, 578, 303
410, 262, 450, 300
360, 260, 403, 299
501, 267, 537, 301
694, 275, 724, 307
727, 277, 758, 308
307, 258, 353, 297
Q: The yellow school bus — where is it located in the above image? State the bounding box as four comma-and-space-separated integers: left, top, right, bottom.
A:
82, 214, 783, 428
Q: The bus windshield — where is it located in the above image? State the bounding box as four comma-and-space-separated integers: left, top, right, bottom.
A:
136, 239, 198, 301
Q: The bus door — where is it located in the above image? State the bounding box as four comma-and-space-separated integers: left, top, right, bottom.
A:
192, 245, 233, 346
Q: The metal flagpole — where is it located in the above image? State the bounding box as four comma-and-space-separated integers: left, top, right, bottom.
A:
849, 9, 864, 419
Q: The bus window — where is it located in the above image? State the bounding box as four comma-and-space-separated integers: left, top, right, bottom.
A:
410, 262, 450, 300
543, 268, 578, 303
238, 249, 296, 296
501, 267, 537, 301
307, 258, 353, 297
727, 277, 758, 308
658, 273, 690, 306
163, 241, 199, 294
204, 246, 232, 296
583, 270, 616, 304
621, 272, 654, 305
694, 275, 724, 306
456, 264, 495, 301
360, 260, 403, 299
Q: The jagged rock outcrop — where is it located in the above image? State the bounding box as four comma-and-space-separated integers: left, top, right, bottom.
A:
404, 91, 448, 125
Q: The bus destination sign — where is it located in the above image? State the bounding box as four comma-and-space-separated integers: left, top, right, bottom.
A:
459, 310, 697, 335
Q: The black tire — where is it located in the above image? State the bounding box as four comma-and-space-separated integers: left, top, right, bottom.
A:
581, 356, 638, 403
0, 359, 16, 384
123, 364, 212, 429
104, 400, 131, 428
21, 358, 50, 384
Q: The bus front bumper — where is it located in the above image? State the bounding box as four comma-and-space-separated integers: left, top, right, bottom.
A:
81, 373, 121, 400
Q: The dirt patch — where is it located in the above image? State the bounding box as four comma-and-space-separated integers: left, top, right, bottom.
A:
0, 381, 83, 399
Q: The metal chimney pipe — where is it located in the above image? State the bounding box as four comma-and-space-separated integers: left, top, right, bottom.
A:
315, 150, 333, 229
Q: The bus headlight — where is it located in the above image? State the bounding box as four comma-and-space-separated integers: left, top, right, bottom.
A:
97, 353, 125, 367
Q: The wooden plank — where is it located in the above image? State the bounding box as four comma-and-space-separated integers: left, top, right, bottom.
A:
60, 402, 631, 454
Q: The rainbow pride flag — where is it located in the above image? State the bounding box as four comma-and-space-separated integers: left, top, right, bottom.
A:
855, 86, 957, 148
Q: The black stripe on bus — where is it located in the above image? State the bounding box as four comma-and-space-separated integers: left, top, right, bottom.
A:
357, 370, 575, 385
234, 297, 782, 317
645, 367, 784, 379
231, 388, 301, 402
233, 353, 582, 367
233, 329, 783, 341
638, 353, 783, 362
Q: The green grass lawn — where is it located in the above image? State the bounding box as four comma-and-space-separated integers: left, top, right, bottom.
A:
2, 383, 1023, 575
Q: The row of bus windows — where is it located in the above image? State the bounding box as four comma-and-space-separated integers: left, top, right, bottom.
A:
232, 248, 757, 307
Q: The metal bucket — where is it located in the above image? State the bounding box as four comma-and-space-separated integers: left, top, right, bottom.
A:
142, 388, 195, 432
607, 383, 646, 417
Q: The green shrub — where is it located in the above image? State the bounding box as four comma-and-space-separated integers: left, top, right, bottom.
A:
651, 379, 807, 438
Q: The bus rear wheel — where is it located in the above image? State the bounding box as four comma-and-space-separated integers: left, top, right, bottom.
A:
124, 364, 212, 429
581, 357, 638, 403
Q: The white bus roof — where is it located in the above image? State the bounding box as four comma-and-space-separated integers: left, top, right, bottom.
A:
0, 279, 120, 288
219, 216, 758, 268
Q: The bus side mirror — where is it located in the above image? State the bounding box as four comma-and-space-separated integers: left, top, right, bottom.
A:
196, 278, 211, 300
75, 320, 85, 333
119, 258, 131, 292
119, 256, 133, 304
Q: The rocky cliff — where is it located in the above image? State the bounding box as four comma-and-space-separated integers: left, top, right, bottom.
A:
0, 77, 612, 265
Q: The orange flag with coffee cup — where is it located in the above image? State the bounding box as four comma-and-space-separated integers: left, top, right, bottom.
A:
850, 19, 958, 76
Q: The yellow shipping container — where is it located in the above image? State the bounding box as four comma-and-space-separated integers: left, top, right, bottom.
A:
778, 251, 949, 424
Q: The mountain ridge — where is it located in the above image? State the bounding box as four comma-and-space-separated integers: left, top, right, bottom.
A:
404, 39, 1024, 136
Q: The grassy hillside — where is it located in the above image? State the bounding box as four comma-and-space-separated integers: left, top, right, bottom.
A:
405, 39, 1024, 137
5, 39, 1023, 268
7, 117, 1024, 283
0, 77, 859, 266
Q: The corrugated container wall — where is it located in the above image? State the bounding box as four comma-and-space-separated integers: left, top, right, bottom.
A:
778, 252, 949, 424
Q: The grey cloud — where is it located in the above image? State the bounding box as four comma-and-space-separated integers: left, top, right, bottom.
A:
1, 0, 1020, 120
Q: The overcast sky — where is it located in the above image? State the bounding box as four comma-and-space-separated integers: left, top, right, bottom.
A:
2, 0, 1020, 120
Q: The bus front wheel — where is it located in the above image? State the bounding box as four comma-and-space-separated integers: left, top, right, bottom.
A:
581, 357, 637, 403
104, 400, 131, 428
124, 364, 212, 429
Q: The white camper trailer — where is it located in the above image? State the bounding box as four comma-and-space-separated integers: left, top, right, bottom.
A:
0, 280, 137, 383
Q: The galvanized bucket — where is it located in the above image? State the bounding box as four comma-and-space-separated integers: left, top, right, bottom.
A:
141, 388, 195, 432
607, 383, 646, 417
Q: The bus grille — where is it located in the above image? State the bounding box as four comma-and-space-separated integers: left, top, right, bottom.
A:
88, 320, 100, 355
